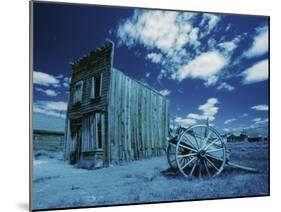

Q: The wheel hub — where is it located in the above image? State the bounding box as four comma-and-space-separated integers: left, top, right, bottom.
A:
197, 150, 206, 158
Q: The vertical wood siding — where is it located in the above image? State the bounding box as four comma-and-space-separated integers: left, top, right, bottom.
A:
109, 68, 170, 162
81, 113, 105, 152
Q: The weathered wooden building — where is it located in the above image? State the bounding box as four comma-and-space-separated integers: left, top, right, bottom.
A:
64, 41, 170, 168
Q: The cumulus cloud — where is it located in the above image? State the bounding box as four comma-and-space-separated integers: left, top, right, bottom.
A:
251, 104, 268, 111
241, 59, 268, 84
117, 10, 195, 53
33, 101, 67, 118
216, 82, 235, 91
224, 118, 237, 124
175, 117, 197, 128
176, 51, 228, 84
199, 14, 221, 36
218, 41, 237, 52
243, 25, 268, 58
198, 98, 219, 121
117, 10, 225, 85
159, 89, 171, 96
35, 87, 59, 97
174, 97, 219, 128
186, 98, 219, 122
34, 71, 60, 87
146, 52, 163, 64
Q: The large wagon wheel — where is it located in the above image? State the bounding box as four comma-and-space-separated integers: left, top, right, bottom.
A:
167, 127, 187, 170
175, 125, 227, 178
167, 141, 177, 170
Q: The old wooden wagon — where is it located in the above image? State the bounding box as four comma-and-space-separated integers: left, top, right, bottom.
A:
166, 123, 257, 178
64, 41, 170, 168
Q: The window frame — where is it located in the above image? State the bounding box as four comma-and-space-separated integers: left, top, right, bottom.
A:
72, 80, 83, 104
91, 73, 103, 99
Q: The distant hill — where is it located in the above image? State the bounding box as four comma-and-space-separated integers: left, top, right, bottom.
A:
33, 113, 65, 132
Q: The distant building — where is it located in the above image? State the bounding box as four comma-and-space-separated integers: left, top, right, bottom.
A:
64, 41, 170, 168
33, 113, 65, 152
248, 136, 267, 142
226, 133, 248, 142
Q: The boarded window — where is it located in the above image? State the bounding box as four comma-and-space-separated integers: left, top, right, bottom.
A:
73, 81, 83, 104
91, 73, 103, 98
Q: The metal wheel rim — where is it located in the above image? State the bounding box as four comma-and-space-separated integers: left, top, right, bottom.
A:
175, 124, 226, 178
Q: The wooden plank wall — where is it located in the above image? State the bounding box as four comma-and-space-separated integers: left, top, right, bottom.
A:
68, 42, 113, 118
65, 42, 114, 163
108, 68, 170, 163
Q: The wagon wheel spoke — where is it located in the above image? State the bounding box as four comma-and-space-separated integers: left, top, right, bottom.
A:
177, 152, 197, 158
181, 156, 197, 170
181, 134, 198, 150
170, 143, 177, 147
206, 148, 225, 154
189, 158, 198, 176
206, 153, 224, 162
204, 138, 220, 151
205, 157, 219, 172
178, 142, 197, 153
203, 159, 211, 176
202, 131, 213, 149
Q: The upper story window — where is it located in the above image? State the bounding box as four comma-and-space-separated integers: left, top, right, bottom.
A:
73, 81, 83, 104
91, 73, 103, 99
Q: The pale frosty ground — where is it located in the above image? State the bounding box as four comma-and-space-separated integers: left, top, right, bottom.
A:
32, 141, 268, 210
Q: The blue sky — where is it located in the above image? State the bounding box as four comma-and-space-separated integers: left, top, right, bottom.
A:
33, 2, 269, 136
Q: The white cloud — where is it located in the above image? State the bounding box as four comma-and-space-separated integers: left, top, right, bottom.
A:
117, 10, 195, 53
243, 25, 268, 58
218, 41, 237, 52
251, 104, 268, 111
177, 51, 227, 84
239, 113, 248, 118
145, 72, 151, 78
34, 71, 60, 87
174, 97, 219, 128
223, 128, 231, 132
242, 59, 268, 84
251, 117, 268, 127
187, 113, 203, 120
63, 82, 69, 88
185, 97, 219, 123
198, 98, 219, 121
35, 87, 59, 97
252, 117, 262, 122
224, 118, 237, 124
159, 89, 171, 96
199, 14, 221, 36
117, 10, 226, 85
56, 74, 64, 79
216, 82, 235, 91
146, 52, 162, 63
175, 116, 197, 128
33, 101, 67, 118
